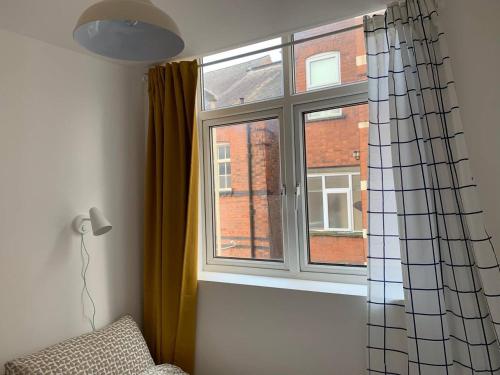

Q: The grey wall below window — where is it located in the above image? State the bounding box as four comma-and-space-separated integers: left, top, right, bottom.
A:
195, 281, 366, 375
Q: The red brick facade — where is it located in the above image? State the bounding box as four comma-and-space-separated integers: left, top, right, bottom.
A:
294, 17, 366, 92
211, 18, 369, 266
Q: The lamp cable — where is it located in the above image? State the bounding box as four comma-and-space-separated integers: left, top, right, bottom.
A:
80, 234, 96, 331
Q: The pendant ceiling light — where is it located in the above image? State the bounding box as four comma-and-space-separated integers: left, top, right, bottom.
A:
74, 0, 184, 61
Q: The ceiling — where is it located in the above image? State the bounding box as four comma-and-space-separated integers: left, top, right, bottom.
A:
0, 0, 387, 65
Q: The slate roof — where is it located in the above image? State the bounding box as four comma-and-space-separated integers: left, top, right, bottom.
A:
203, 56, 282, 108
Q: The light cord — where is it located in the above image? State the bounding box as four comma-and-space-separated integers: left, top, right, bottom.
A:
80, 234, 96, 331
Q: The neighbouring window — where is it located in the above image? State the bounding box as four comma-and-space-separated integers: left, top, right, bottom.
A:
199, 14, 370, 282
305, 108, 342, 121
215, 143, 232, 191
307, 172, 360, 232
306, 52, 341, 90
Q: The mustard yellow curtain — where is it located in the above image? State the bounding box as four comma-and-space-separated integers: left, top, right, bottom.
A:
143, 60, 198, 373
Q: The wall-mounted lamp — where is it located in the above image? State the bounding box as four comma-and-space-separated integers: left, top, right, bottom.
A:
73, 207, 112, 236
72, 207, 112, 331
352, 150, 360, 161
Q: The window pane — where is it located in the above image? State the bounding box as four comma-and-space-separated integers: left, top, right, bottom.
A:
325, 175, 349, 188
309, 55, 339, 88
202, 38, 283, 110
352, 174, 362, 231
211, 118, 283, 261
294, 17, 366, 93
218, 146, 225, 159
327, 193, 348, 229
308, 192, 324, 229
219, 163, 226, 175
307, 176, 322, 191
303, 103, 368, 266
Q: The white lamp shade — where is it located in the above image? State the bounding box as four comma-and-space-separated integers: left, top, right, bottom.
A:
89, 207, 112, 236
73, 0, 184, 61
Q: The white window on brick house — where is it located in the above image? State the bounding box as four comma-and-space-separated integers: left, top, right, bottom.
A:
305, 51, 341, 90
307, 172, 362, 233
216, 143, 231, 192
305, 107, 342, 121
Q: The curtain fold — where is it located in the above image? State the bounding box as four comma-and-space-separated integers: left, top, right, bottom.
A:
143, 60, 198, 374
365, 1, 500, 373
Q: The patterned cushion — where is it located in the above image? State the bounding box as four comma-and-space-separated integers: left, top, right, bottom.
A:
4, 315, 154, 375
138, 364, 188, 375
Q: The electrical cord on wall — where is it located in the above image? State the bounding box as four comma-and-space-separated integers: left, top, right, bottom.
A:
80, 234, 96, 331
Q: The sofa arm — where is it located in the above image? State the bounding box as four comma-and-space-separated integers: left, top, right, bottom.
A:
4, 315, 154, 375
139, 364, 188, 375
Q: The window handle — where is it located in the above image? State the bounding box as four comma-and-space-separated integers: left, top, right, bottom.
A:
280, 184, 287, 196
281, 184, 287, 209
295, 183, 301, 211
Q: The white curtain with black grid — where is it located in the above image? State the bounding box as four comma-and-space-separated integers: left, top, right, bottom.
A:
365, 1, 500, 374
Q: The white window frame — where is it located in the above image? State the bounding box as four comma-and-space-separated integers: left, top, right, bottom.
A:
202, 108, 289, 272
307, 172, 361, 232
198, 30, 368, 284
305, 107, 342, 121
293, 98, 367, 277
215, 143, 232, 192
324, 189, 351, 231
305, 51, 341, 91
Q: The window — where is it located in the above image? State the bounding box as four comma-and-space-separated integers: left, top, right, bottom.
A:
199, 15, 369, 283
302, 104, 367, 267
216, 143, 231, 192
210, 117, 283, 261
305, 108, 342, 121
307, 172, 360, 232
306, 52, 341, 90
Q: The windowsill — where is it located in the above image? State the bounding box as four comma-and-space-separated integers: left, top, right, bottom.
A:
309, 230, 363, 237
198, 271, 367, 296
218, 189, 233, 196
305, 114, 345, 122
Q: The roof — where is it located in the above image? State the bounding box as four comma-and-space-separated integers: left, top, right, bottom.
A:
203, 56, 282, 108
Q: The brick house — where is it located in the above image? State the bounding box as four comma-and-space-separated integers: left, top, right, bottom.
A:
205, 17, 368, 266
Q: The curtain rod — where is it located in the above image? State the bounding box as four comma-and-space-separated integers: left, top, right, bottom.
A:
143, 23, 363, 80
200, 23, 362, 68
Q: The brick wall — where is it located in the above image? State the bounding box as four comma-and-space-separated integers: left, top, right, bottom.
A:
305, 105, 365, 168
309, 235, 366, 264
294, 18, 366, 92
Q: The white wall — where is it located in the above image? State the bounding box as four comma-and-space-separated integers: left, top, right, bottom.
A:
194, 2, 500, 375
0, 29, 145, 371
440, 0, 500, 251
